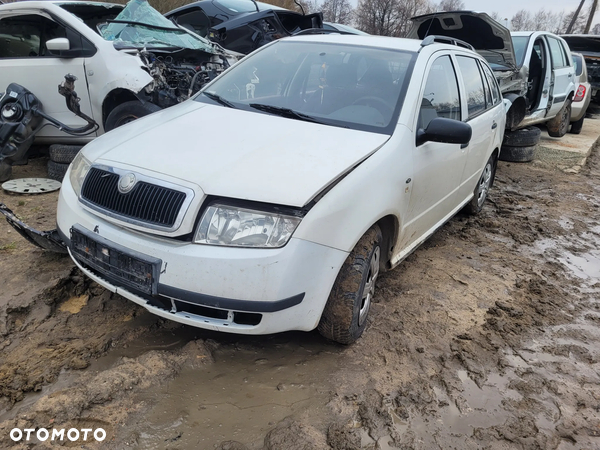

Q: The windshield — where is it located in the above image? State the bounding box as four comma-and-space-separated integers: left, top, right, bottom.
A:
195, 40, 415, 134
512, 36, 530, 68
101, 0, 215, 52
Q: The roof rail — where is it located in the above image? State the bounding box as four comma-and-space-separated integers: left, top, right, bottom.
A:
420, 35, 475, 51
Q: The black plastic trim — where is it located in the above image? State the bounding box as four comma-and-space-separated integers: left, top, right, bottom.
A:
158, 284, 304, 313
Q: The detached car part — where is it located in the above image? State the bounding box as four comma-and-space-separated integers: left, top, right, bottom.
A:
0, 75, 99, 182
0, 203, 67, 253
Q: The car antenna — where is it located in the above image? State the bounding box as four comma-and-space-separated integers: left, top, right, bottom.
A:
423, 10, 440, 38
250, 0, 259, 12
294, 0, 306, 15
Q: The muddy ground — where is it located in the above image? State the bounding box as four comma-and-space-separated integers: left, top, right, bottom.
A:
0, 133, 599, 449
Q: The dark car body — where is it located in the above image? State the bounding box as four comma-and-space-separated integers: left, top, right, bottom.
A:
165, 0, 323, 55
561, 34, 600, 100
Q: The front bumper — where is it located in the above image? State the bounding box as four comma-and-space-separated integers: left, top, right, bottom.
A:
57, 179, 349, 335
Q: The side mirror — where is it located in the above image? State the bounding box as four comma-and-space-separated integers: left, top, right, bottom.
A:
416, 117, 472, 146
46, 38, 70, 52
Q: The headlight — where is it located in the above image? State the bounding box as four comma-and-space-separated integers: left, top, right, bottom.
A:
194, 204, 302, 248
69, 152, 92, 197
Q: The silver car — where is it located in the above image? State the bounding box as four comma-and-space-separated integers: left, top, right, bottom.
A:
570, 52, 592, 134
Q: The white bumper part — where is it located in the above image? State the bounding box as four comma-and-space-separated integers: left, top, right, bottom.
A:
57, 181, 348, 335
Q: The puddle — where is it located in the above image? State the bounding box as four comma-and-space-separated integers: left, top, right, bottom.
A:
559, 249, 600, 281
131, 333, 339, 449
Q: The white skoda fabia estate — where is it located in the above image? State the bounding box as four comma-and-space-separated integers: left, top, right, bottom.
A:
58, 34, 506, 344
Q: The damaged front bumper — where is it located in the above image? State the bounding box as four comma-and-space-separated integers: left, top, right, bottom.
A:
0, 203, 67, 253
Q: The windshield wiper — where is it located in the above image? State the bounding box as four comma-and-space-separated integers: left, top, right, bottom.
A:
202, 92, 236, 108
249, 104, 323, 124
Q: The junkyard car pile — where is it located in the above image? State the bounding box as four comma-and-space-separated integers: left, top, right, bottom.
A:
0, 0, 238, 181
409, 12, 578, 161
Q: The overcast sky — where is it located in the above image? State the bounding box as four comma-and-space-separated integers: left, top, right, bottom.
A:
345, 0, 600, 28
463, 0, 597, 24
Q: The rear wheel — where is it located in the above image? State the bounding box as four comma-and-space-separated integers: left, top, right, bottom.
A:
570, 115, 584, 134
318, 225, 382, 345
547, 99, 572, 138
105, 101, 161, 132
464, 154, 496, 215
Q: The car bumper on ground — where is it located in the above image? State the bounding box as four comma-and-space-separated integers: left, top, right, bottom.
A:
57, 179, 349, 335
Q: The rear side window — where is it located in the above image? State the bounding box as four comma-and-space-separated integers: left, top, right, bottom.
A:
547, 37, 567, 68
456, 56, 486, 120
418, 55, 461, 130
480, 61, 501, 106
572, 54, 583, 76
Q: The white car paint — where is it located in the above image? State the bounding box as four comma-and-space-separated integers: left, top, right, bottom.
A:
0, 2, 153, 142
57, 35, 506, 337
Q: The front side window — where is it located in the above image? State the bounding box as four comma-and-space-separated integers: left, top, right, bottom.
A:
0, 14, 66, 58
418, 55, 461, 130
456, 56, 486, 120
512, 36, 530, 68
548, 37, 567, 68
196, 41, 415, 134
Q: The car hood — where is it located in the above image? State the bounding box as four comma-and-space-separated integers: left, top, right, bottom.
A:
408, 11, 517, 70
88, 102, 389, 208
561, 34, 600, 56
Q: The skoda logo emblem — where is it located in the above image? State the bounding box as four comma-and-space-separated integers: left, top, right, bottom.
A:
118, 173, 137, 193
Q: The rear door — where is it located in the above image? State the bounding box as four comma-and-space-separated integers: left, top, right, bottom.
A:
454, 55, 502, 200
0, 11, 94, 139
546, 35, 575, 117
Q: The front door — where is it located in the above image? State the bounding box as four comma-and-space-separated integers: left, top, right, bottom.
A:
399, 54, 466, 251
0, 12, 94, 139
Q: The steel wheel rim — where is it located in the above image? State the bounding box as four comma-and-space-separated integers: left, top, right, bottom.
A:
359, 246, 380, 326
477, 162, 492, 207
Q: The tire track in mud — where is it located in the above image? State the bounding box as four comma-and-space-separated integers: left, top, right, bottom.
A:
0, 149, 600, 449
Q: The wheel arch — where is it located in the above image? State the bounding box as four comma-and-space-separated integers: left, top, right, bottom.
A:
375, 214, 399, 271
101, 88, 140, 129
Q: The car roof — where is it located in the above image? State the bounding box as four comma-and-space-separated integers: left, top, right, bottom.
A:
282, 34, 458, 54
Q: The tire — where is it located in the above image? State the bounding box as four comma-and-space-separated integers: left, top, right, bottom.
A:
47, 160, 69, 182
499, 144, 536, 162
503, 127, 541, 147
49, 144, 82, 164
464, 154, 496, 215
570, 115, 584, 134
105, 101, 162, 132
0, 161, 12, 183
547, 99, 572, 138
318, 224, 382, 345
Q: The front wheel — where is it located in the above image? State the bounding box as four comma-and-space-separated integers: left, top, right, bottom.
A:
105, 101, 162, 132
464, 154, 496, 215
318, 224, 382, 344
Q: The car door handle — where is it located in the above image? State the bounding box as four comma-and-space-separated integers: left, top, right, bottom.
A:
491, 121, 497, 130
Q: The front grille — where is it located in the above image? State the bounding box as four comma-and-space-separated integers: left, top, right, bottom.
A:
81, 167, 186, 228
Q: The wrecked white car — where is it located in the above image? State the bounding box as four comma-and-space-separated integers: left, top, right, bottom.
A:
409, 12, 576, 137
52, 34, 505, 344
0, 0, 237, 142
